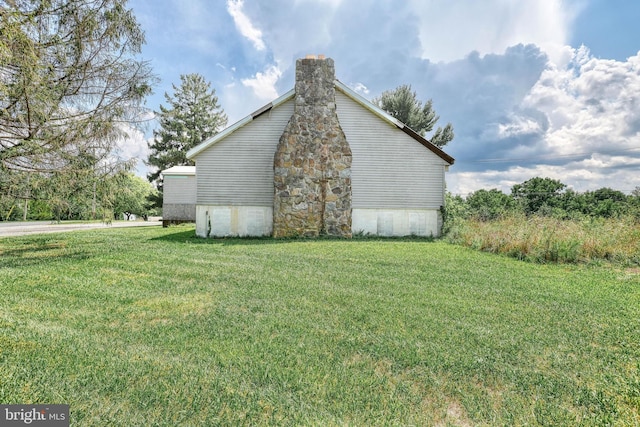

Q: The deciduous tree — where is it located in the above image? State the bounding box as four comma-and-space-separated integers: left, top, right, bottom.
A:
511, 177, 566, 215
112, 173, 156, 220
374, 84, 454, 147
467, 188, 515, 221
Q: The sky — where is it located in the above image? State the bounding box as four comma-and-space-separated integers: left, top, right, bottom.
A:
123, 0, 640, 196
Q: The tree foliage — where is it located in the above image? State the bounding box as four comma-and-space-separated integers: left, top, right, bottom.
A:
373, 84, 454, 147
146, 73, 227, 184
0, 0, 155, 220
112, 173, 156, 220
466, 189, 515, 221
0, 167, 157, 221
444, 177, 639, 232
442, 192, 468, 234
511, 177, 566, 215
0, 0, 154, 175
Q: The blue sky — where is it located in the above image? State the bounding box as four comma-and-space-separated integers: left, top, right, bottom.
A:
123, 0, 640, 196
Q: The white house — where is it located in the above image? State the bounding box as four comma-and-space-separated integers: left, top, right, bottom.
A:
179, 56, 454, 238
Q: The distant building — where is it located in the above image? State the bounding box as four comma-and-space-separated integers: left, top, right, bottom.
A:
160, 165, 196, 227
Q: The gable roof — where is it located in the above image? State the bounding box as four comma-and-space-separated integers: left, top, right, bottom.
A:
187, 82, 454, 165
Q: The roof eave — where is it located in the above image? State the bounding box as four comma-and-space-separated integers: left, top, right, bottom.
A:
399, 126, 455, 165
333, 80, 404, 127
160, 165, 196, 177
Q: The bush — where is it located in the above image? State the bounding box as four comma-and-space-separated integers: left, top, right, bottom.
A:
466, 188, 515, 221
442, 193, 469, 235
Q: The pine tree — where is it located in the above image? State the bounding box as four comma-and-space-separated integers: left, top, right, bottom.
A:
1, 0, 155, 219
147, 74, 227, 185
374, 84, 454, 148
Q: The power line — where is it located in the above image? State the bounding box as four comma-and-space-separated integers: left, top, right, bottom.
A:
458, 146, 640, 164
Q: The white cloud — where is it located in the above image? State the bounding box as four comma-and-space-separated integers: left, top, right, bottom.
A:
294, 0, 342, 7
522, 47, 640, 157
448, 47, 640, 195
226, 0, 266, 51
409, 0, 579, 64
497, 115, 543, 138
450, 153, 640, 196
130, 0, 639, 195
241, 65, 282, 101
350, 82, 370, 96
113, 123, 152, 178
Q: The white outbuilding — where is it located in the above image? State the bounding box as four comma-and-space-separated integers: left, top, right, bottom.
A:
160, 165, 196, 227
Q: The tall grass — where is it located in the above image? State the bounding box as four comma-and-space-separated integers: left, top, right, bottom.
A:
446, 214, 640, 265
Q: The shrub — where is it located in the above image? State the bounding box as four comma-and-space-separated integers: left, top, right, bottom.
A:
442, 192, 469, 235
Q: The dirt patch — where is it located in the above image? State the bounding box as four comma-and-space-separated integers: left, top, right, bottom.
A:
435, 401, 473, 427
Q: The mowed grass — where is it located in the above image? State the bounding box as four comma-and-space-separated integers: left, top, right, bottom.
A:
1, 226, 639, 426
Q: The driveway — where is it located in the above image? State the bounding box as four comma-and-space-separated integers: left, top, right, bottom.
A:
0, 218, 162, 237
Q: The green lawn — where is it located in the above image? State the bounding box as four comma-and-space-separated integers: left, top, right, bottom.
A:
1, 225, 639, 425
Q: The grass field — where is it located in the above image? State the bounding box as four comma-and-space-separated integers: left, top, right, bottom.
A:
1, 225, 639, 425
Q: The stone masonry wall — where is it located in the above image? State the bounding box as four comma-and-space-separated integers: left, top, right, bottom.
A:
273, 57, 352, 237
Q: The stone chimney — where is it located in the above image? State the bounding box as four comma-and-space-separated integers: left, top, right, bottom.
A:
273, 56, 352, 237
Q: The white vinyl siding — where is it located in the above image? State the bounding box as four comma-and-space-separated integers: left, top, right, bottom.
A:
163, 175, 196, 204
194, 100, 294, 206
191, 86, 448, 228
335, 89, 447, 209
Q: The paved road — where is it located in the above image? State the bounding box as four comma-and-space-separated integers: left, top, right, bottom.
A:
0, 218, 162, 237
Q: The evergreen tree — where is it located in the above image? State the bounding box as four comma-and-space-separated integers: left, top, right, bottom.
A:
374, 84, 454, 147
0, 0, 154, 175
147, 74, 227, 185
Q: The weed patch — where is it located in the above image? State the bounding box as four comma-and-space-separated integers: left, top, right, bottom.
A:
446, 215, 640, 266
